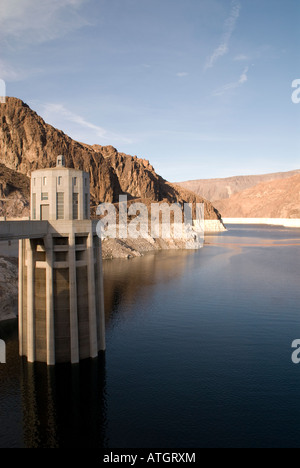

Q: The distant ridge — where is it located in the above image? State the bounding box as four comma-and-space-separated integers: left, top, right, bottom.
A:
214, 174, 300, 219
177, 170, 300, 203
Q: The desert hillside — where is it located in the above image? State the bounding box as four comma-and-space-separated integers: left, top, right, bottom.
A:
214, 174, 300, 219
177, 170, 300, 202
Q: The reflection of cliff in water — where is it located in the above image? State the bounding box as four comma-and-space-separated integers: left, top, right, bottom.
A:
20, 356, 107, 448
0, 320, 23, 448
103, 250, 194, 325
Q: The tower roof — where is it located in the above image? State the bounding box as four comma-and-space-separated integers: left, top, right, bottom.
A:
57, 155, 66, 167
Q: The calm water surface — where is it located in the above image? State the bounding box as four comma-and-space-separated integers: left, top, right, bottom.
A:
0, 225, 300, 448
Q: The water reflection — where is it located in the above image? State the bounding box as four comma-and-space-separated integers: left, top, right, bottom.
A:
20, 356, 107, 448
2, 226, 300, 447
103, 250, 195, 325
0, 320, 23, 448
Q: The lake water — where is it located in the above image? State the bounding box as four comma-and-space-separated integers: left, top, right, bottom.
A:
0, 225, 300, 448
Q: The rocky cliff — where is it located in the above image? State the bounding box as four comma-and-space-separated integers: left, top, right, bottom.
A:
0, 163, 30, 218
214, 174, 300, 219
0, 98, 222, 223
0, 256, 18, 321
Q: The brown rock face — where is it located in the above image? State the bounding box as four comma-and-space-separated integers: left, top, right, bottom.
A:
0, 98, 221, 221
214, 174, 300, 219
177, 170, 300, 202
0, 256, 18, 320
0, 163, 30, 218
0, 98, 121, 205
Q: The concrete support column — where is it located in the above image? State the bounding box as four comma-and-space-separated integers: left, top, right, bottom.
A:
45, 235, 55, 366
97, 239, 106, 352
69, 232, 79, 364
18, 239, 24, 357
87, 232, 98, 358
27, 239, 35, 363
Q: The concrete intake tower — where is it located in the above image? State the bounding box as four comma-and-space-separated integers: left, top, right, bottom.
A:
18, 156, 105, 365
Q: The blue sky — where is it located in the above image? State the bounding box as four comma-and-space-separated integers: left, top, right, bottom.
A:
0, 0, 299, 181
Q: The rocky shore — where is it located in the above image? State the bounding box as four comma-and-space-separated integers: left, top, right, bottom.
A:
101, 219, 225, 259
0, 256, 18, 321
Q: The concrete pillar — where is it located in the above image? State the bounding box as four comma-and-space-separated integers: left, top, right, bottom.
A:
69, 232, 79, 364
87, 231, 98, 358
45, 235, 55, 366
27, 239, 35, 363
18, 239, 24, 357
97, 239, 106, 352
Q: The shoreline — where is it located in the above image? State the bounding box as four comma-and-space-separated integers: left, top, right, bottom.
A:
223, 218, 300, 228
102, 219, 226, 259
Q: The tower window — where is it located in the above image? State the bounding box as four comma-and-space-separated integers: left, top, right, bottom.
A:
84, 193, 89, 219
73, 193, 79, 220
41, 192, 48, 201
57, 155, 65, 167
73, 177, 77, 186
43, 177, 47, 186
58, 176, 62, 186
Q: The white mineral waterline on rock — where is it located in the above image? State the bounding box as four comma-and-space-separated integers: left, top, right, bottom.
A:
223, 218, 300, 228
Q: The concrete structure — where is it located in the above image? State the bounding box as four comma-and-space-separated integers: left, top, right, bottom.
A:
31, 155, 90, 222
0, 220, 48, 240
17, 156, 105, 365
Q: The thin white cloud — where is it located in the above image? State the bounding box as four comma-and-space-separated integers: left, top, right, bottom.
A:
205, 0, 241, 70
239, 67, 248, 84
0, 58, 44, 82
42, 103, 133, 145
234, 54, 249, 61
212, 67, 249, 97
0, 0, 90, 44
176, 72, 189, 78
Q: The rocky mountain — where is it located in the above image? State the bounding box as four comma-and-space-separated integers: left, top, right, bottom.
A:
0, 256, 18, 321
177, 170, 300, 203
0, 163, 30, 218
0, 98, 221, 223
214, 174, 300, 219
